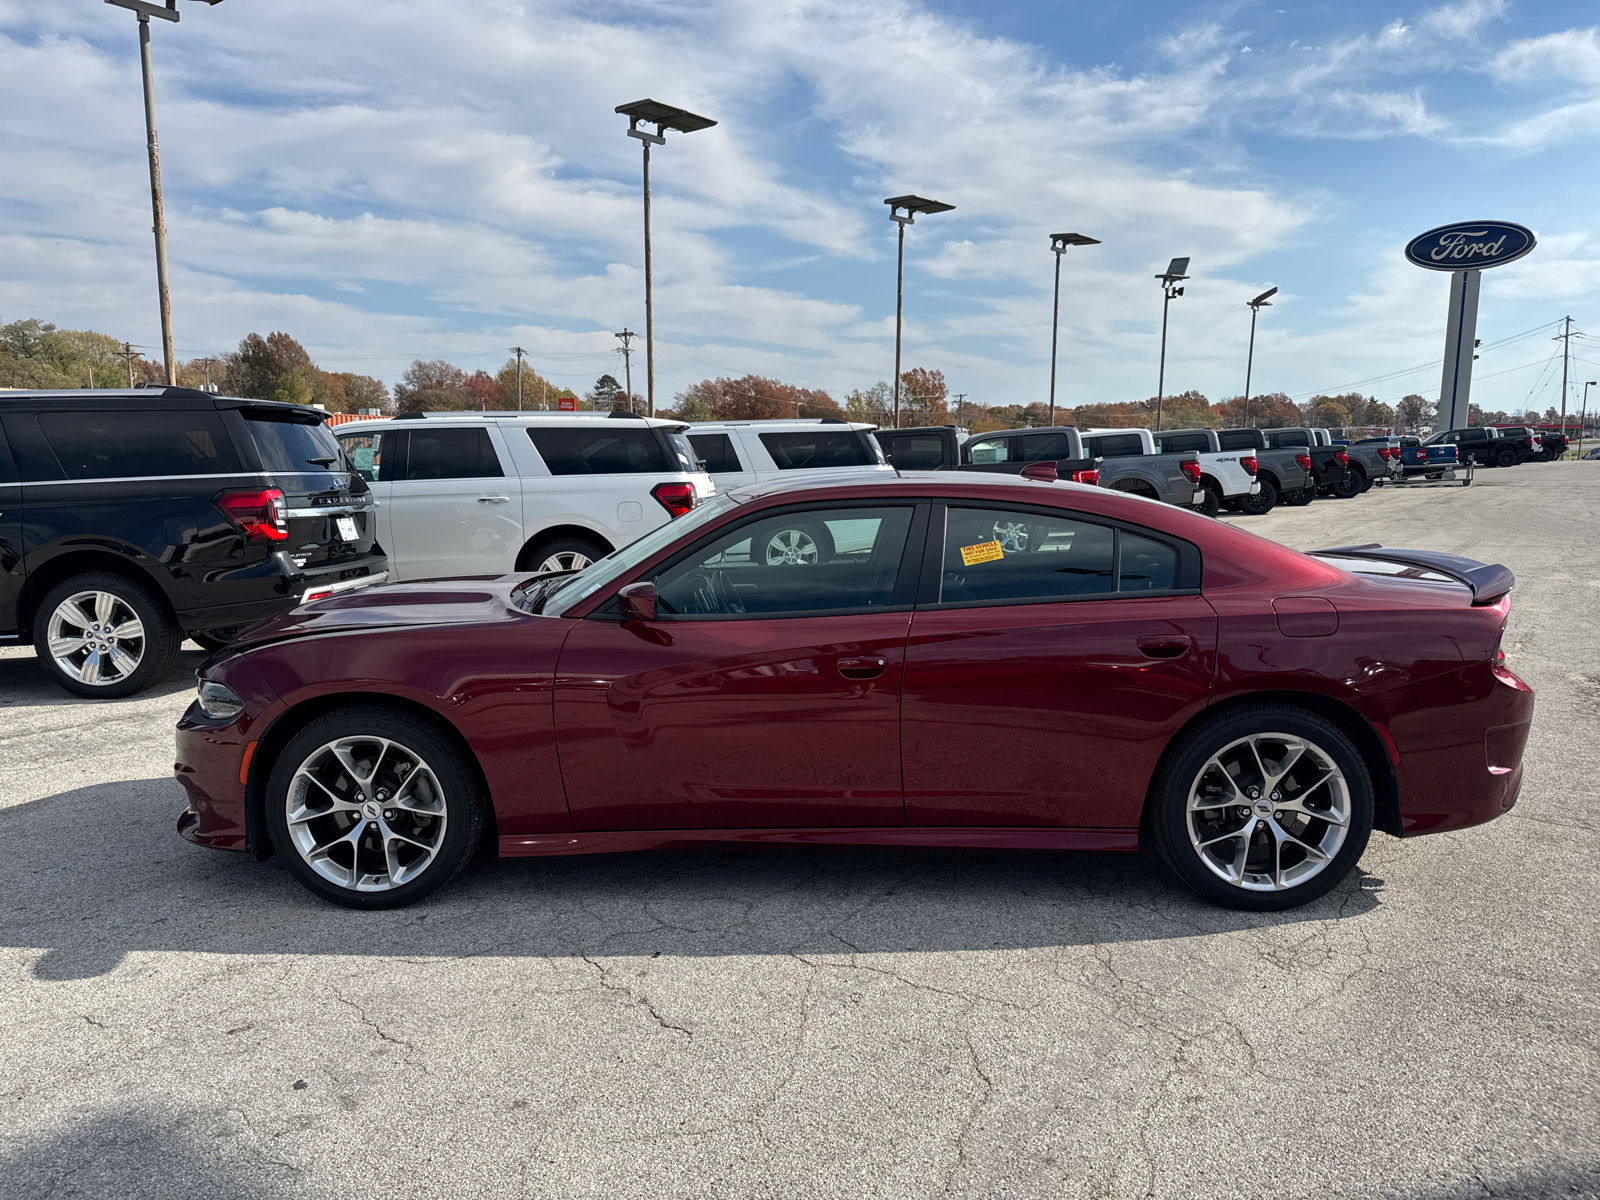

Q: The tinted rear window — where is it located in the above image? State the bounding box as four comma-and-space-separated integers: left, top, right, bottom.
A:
1157, 433, 1210, 453
1085, 433, 1144, 458
403, 427, 503, 480
1018, 432, 1072, 461
1266, 431, 1309, 448
244, 414, 343, 473
688, 433, 742, 473
1216, 431, 1258, 451
529, 427, 668, 474
760, 431, 873, 469
38, 410, 241, 479
882, 434, 947, 469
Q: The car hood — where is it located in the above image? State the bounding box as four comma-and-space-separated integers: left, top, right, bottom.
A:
229, 575, 529, 650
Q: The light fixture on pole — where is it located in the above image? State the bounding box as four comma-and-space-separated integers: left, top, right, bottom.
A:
1153, 256, 1189, 433
104, 0, 223, 387
885, 195, 955, 429
1047, 233, 1100, 428
615, 99, 717, 419
1242, 286, 1277, 428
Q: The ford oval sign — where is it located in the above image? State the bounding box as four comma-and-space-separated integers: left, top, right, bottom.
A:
1405, 220, 1535, 272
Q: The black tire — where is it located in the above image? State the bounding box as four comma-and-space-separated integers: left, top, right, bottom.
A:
1113, 481, 1159, 501
522, 536, 607, 575
264, 706, 486, 910
1192, 482, 1222, 517
1284, 486, 1314, 507
1358, 472, 1375, 493
760, 519, 835, 566
1235, 475, 1278, 516
190, 627, 244, 653
1494, 448, 1517, 468
1146, 703, 1374, 911
1331, 468, 1364, 499
32, 571, 180, 699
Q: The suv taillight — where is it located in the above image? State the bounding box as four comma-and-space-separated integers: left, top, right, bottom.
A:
1240, 455, 1257, 476
1294, 453, 1311, 471
1179, 458, 1202, 484
1334, 449, 1348, 465
1069, 468, 1099, 486
217, 488, 287, 542
651, 482, 697, 518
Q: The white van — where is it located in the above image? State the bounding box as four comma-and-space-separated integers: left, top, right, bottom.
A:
334, 411, 713, 580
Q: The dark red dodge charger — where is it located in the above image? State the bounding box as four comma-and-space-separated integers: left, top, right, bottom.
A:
175, 472, 1533, 911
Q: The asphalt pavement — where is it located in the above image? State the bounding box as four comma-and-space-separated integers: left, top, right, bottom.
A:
1, 462, 1596, 1199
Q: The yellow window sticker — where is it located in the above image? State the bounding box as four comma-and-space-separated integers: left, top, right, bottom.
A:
960, 540, 1004, 566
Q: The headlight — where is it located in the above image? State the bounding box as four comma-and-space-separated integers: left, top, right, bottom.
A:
197, 679, 245, 721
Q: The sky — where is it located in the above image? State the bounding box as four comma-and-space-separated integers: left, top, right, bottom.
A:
2, 0, 1599, 416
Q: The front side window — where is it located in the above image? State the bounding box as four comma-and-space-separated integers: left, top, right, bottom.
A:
759, 431, 874, 470
403, 428, 503, 480
654, 505, 914, 617
966, 437, 1013, 464
938, 507, 1186, 604
529, 427, 668, 475
688, 433, 742, 473
337, 431, 381, 482
38, 410, 241, 479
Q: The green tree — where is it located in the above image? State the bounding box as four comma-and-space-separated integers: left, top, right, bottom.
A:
1396, 394, 1428, 433
845, 381, 891, 425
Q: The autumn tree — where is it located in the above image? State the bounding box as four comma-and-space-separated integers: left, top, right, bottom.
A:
844, 381, 892, 425
898, 368, 949, 427
334, 373, 392, 413
492, 358, 565, 410
668, 375, 841, 421
394, 359, 471, 412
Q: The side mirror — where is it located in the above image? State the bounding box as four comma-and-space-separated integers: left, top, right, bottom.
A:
617, 581, 656, 622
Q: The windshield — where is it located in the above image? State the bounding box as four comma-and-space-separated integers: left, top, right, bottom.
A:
531, 493, 740, 616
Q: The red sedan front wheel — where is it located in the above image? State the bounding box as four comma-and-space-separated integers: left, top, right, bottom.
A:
1148, 704, 1374, 911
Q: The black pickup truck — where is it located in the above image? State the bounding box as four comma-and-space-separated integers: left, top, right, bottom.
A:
1423, 426, 1533, 468
873, 426, 1103, 483
1260, 427, 1353, 497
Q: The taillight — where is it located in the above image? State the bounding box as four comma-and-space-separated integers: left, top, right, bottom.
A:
1179, 459, 1201, 484
1377, 447, 1392, 460
1069, 468, 1100, 486
216, 488, 287, 542
1294, 452, 1311, 471
1334, 449, 1348, 465
1240, 455, 1257, 476
650, 482, 697, 518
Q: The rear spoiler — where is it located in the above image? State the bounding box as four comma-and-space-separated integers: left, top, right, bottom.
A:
1312, 544, 1514, 605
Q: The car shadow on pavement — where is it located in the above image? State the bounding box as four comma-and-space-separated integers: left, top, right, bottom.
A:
2, 778, 1385, 980
0, 645, 212, 708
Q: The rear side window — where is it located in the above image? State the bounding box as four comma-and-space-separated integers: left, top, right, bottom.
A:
688, 433, 742, 473
1085, 433, 1144, 458
1119, 533, 1179, 591
528, 427, 668, 475
1216, 431, 1258, 452
883, 435, 947, 469
38, 410, 240, 479
404, 428, 503, 480
244, 414, 343, 473
1267, 431, 1309, 448
1157, 433, 1211, 453
760, 431, 873, 470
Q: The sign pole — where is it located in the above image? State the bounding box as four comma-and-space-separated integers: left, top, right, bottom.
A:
1437, 268, 1481, 431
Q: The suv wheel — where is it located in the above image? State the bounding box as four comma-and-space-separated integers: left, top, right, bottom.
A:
762, 521, 834, 566
1236, 476, 1277, 515
1146, 704, 1373, 911
33, 572, 180, 699
526, 537, 606, 574
265, 707, 486, 909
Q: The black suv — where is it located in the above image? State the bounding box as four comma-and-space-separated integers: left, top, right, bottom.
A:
0, 388, 387, 697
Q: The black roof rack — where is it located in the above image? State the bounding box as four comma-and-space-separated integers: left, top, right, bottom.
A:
1311, 544, 1514, 605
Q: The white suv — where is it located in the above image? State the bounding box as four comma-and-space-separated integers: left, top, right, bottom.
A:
335, 412, 712, 580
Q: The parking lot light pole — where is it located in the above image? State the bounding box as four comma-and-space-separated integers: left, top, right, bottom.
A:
1048, 233, 1100, 428
615, 100, 717, 419
1242, 286, 1278, 428
1580, 381, 1596, 458
885, 195, 955, 429
105, 0, 223, 387
1154, 257, 1190, 432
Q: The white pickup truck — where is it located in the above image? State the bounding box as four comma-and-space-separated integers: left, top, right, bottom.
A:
1079, 427, 1260, 516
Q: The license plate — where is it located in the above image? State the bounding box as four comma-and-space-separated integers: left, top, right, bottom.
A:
336, 516, 359, 541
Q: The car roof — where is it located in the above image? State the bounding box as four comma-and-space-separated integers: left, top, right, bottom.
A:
689, 420, 878, 432
726, 468, 1089, 503
0, 387, 326, 421
334, 412, 687, 430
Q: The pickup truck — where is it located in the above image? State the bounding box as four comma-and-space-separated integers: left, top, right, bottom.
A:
875, 426, 1205, 508
1260, 427, 1352, 497
1327, 436, 1401, 494
1169, 427, 1317, 512
1423, 426, 1532, 468
1078, 427, 1255, 516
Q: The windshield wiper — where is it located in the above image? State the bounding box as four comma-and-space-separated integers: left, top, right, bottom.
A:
517, 570, 583, 614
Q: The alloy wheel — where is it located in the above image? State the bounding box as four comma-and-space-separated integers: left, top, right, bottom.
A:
45, 590, 145, 687
1185, 732, 1350, 891
765, 528, 820, 566
285, 735, 449, 892
537, 550, 592, 573
992, 520, 1033, 553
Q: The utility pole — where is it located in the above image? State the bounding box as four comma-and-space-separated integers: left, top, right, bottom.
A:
511, 345, 526, 412
614, 328, 636, 412
1554, 315, 1576, 435
115, 341, 139, 387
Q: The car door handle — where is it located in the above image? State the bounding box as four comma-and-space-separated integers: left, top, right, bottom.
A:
1137, 635, 1193, 659
837, 656, 888, 679
477, 496, 511, 504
